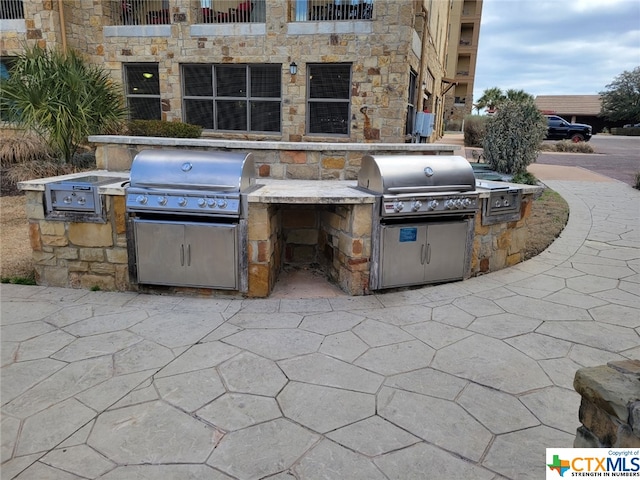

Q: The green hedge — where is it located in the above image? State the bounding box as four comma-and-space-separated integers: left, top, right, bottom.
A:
611, 127, 640, 136
463, 115, 488, 147
127, 120, 202, 138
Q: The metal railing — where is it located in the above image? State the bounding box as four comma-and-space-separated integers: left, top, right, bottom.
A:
0, 0, 24, 19
198, 0, 264, 23
294, 0, 373, 21
110, 0, 170, 25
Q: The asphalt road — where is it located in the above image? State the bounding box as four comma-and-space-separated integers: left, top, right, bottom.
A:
536, 135, 640, 186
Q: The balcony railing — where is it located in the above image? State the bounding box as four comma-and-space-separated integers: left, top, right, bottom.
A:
294, 0, 373, 21
199, 0, 264, 24
0, 0, 24, 19
110, 0, 170, 25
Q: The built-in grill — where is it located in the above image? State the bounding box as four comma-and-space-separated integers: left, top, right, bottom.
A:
476, 179, 523, 225
357, 155, 479, 290
125, 149, 256, 291
45, 174, 126, 221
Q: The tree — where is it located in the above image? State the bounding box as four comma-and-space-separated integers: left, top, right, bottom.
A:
599, 67, 640, 123
0, 45, 127, 163
505, 89, 535, 104
482, 100, 547, 175
474, 87, 505, 113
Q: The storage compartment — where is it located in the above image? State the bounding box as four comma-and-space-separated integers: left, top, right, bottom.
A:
133, 218, 238, 289
379, 219, 470, 288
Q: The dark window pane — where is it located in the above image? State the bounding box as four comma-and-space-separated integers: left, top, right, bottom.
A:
216, 66, 246, 97
251, 101, 280, 132
251, 65, 281, 98
217, 100, 247, 130
128, 97, 161, 121
309, 102, 349, 134
125, 65, 160, 95
309, 65, 350, 99
183, 65, 213, 96
184, 99, 214, 129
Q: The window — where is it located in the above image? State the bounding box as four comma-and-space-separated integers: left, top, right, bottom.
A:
0, 0, 24, 19
406, 70, 417, 136
182, 64, 281, 133
124, 64, 161, 120
307, 64, 351, 136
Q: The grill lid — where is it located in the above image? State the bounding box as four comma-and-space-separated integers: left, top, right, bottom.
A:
129, 149, 255, 192
357, 155, 476, 195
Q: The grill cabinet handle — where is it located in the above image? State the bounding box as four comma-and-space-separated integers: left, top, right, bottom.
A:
187, 244, 191, 266
426, 243, 431, 264
420, 244, 426, 265
180, 244, 185, 266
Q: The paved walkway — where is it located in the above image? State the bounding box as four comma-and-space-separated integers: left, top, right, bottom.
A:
2, 168, 639, 479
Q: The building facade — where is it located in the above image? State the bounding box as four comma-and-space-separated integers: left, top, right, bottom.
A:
443, 0, 482, 128
1, 0, 480, 143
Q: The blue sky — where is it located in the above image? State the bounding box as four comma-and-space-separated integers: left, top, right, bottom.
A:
472, 0, 640, 102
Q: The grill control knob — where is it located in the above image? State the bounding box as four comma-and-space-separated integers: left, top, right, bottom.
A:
197, 198, 206, 207
178, 197, 188, 207
462, 197, 473, 208
444, 199, 454, 209
157, 196, 167, 206
207, 199, 216, 208
217, 198, 227, 208
63, 196, 73, 204
77, 196, 86, 205
411, 200, 423, 212
454, 198, 463, 209
393, 201, 404, 213
427, 200, 439, 210
136, 195, 148, 205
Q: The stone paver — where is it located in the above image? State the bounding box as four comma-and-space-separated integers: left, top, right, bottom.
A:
1, 177, 638, 479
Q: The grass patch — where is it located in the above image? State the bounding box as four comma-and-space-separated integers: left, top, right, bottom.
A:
1, 273, 36, 285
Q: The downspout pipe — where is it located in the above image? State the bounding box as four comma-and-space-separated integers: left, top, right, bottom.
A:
58, 0, 68, 52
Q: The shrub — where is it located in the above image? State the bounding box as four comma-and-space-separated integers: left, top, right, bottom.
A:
463, 115, 488, 147
445, 119, 462, 132
511, 171, 538, 185
540, 140, 595, 153
126, 120, 202, 138
0, 129, 55, 167
482, 100, 547, 175
0, 45, 127, 163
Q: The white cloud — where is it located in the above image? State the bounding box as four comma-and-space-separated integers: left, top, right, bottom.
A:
472, 0, 640, 103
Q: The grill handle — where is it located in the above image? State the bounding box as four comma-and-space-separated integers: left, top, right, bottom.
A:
132, 183, 237, 191
187, 244, 191, 266
387, 185, 473, 193
180, 244, 185, 266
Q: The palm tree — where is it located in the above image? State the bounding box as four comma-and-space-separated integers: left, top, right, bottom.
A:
0, 45, 127, 164
475, 87, 505, 114
505, 89, 535, 104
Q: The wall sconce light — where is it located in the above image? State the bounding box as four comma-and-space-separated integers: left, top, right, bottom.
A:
289, 62, 298, 75
142, 72, 154, 79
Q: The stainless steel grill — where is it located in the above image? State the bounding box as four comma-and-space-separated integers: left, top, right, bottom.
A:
358, 155, 478, 217
125, 149, 256, 291
357, 155, 478, 290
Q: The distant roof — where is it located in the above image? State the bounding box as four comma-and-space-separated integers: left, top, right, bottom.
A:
534, 95, 602, 116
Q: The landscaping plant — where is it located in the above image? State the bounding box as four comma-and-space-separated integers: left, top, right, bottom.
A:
482, 99, 548, 175
0, 45, 127, 164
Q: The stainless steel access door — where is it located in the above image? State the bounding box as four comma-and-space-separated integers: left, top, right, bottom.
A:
379, 220, 469, 289
133, 219, 238, 289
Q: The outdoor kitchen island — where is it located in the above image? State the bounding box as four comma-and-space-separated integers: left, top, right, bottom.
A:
20, 171, 540, 297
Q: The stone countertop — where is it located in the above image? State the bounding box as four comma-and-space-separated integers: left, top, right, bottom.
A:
249, 179, 376, 204
17, 171, 130, 196
88, 135, 461, 153
475, 179, 542, 198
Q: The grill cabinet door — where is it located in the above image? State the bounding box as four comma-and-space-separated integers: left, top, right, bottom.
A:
380, 224, 428, 288
134, 220, 186, 286
379, 220, 469, 289
423, 220, 468, 283
134, 219, 238, 289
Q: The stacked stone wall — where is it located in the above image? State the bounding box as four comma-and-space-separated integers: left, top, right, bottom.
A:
573, 360, 640, 448
25, 191, 129, 291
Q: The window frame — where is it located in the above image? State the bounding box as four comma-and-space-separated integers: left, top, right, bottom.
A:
181, 63, 282, 134
123, 63, 161, 121
306, 63, 352, 137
